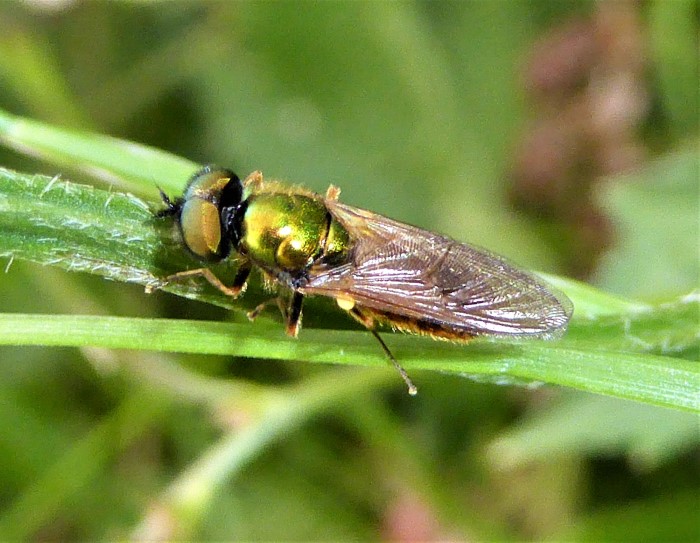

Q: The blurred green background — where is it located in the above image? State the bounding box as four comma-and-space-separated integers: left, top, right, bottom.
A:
0, 0, 697, 540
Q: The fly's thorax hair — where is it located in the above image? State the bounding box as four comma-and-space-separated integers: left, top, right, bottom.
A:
259, 268, 282, 292
242, 172, 321, 200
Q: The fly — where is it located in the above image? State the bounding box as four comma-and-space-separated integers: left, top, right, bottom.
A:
156, 166, 573, 395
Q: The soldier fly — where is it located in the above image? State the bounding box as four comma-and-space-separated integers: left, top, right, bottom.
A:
157, 166, 573, 394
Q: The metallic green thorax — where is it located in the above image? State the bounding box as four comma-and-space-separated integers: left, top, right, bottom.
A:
240, 192, 351, 276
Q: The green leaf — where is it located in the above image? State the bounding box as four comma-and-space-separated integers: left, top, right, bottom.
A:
0, 108, 198, 195
595, 149, 700, 298
562, 492, 700, 542
488, 394, 700, 471
0, 166, 243, 310
1, 166, 698, 411
648, 0, 700, 140
0, 389, 173, 541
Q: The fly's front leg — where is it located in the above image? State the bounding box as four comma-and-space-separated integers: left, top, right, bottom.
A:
148, 261, 251, 298
229, 261, 252, 295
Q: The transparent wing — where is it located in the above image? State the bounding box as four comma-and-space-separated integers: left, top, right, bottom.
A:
301, 201, 573, 339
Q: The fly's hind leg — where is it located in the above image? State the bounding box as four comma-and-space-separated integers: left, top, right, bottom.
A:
342, 302, 417, 396
148, 261, 251, 298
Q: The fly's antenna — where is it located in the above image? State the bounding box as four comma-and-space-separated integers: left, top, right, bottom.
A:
370, 330, 418, 396
155, 186, 182, 218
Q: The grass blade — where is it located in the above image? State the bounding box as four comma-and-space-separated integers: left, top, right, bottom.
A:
1, 163, 698, 412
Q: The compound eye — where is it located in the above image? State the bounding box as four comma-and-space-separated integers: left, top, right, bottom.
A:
176, 166, 242, 261
183, 167, 240, 207
179, 199, 225, 260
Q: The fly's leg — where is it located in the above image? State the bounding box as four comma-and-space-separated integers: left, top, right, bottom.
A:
247, 291, 303, 338
229, 262, 252, 294
246, 298, 278, 321
284, 292, 304, 337
247, 297, 285, 322
347, 306, 418, 396
148, 262, 251, 298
